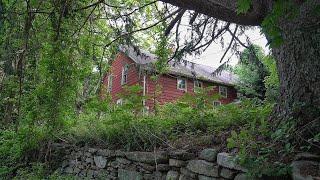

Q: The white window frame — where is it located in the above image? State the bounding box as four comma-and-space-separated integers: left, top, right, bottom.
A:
121, 65, 129, 85
116, 98, 123, 105
107, 74, 113, 92
177, 78, 187, 91
213, 101, 221, 107
193, 80, 203, 92
219, 86, 228, 98
143, 106, 149, 115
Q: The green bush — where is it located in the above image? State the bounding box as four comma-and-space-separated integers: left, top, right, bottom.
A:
67, 96, 273, 151
0, 125, 51, 179
13, 163, 74, 180
0, 129, 23, 178
226, 102, 292, 177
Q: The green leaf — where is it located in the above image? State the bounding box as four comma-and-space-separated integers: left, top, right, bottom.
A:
237, 0, 252, 14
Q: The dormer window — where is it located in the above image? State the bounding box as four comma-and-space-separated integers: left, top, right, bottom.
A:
121, 64, 129, 85
213, 101, 221, 107
177, 78, 187, 91
194, 80, 203, 92
219, 86, 228, 97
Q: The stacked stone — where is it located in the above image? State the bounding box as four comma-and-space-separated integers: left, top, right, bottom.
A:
59, 146, 249, 180
291, 153, 320, 180
166, 149, 248, 180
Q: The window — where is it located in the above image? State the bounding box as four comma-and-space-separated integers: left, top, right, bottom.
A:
107, 75, 113, 92
219, 86, 228, 97
177, 78, 187, 91
213, 101, 221, 107
193, 80, 203, 92
143, 106, 149, 115
116, 99, 123, 105
121, 65, 129, 85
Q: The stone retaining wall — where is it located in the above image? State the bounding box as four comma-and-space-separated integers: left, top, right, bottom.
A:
54, 144, 249, 180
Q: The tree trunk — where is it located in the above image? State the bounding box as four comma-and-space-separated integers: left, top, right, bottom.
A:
273, 0, 320, 125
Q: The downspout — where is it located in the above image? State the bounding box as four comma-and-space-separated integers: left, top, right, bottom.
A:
143, 73, 146, 107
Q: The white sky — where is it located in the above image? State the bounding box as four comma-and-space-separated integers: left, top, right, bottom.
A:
188, 27, 270, 68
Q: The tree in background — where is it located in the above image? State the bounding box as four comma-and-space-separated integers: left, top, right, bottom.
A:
234, 45, 269, 100
263, 55, 280, 103
234, 45, 280, 102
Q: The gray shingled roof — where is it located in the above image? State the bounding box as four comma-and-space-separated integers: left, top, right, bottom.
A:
119, 45, 237, 86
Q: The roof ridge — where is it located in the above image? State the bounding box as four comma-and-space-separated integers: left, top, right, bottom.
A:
118, 44, 237, 86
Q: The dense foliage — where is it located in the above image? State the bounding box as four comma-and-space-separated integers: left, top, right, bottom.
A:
233, 45, 279, 101
0, 82, 274, 178
67, 89, 273, 151
1, 0, 319, 179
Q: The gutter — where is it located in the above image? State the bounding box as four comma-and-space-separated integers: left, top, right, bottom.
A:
143, 74, 146, 106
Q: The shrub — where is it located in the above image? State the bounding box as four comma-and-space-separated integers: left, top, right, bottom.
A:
0, 125, 51, 178
226, 102, 292, 177
13, 163, 74, 180
68, 97, 273, 151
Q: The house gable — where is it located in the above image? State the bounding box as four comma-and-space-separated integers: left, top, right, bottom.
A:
103, 52, 142, 101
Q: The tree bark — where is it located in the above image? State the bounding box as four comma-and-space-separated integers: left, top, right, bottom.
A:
161, 0, 271, 26
272, 0, 320, 124
161, 0, 320, 125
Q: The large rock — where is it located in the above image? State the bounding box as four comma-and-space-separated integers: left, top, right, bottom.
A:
198, 175, 218, 180
217, 153, 247, 172
157, 164, 170, 171
88, 148, 97, 153
220, 168, 237, 179
186, 160, 219, 177
96, 149, 115, 157
85, 157, 93, 164
234, 173, 260, 180
168, 150, 196, 160
166, 170, 180, 180
126, 151, 168, 164
169, 159, 186, 167
64, 166, 73, 174
116, 157, 131, 165
118, 169, 143, 180
138, 162, 156, 171
234, 173, 248, 180
199, 149, 218, 162
180, 167, 197, 178
294, 153, 320, 161
291, 160, 319, 180
179, 174, 196, 180
95, 170, 110, 179
93, 155, 107, 168
144, 172, 164, 180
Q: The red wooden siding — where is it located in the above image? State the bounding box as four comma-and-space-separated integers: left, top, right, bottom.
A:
102, 52, 237, 108
145, 74, 237, 109
102, 52, 142, 102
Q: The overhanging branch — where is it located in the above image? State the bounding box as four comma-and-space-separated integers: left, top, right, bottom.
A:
160, 0, 269, 26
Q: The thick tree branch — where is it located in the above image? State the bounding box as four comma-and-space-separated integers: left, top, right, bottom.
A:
226, 28, 249, 48
164, 8, 186, 36
160, 0, 271, 26
219, 25, 238, 62
189, 12, 198, 25
190, 22, 230, 52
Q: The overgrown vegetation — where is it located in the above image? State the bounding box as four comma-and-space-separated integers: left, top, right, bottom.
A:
66, 90, 273, 151
233, 44, 279, 102
1, 82, 274, 178
1, 0, 319, 179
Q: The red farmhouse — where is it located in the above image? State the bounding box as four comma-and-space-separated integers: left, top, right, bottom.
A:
102, 46, 237, 110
